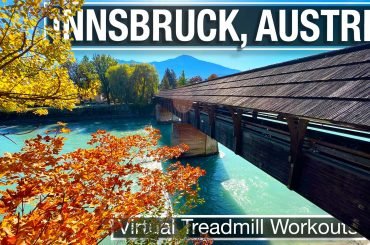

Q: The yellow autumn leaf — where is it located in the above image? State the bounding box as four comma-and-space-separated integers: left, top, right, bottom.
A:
60, 127, 71, 134
33, 108, 49, 116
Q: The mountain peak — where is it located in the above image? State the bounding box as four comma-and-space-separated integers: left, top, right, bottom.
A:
118, 55, 240, 80
175, 55, 196, 60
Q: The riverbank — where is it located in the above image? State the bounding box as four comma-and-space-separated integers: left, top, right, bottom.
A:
0, 104, 155, 125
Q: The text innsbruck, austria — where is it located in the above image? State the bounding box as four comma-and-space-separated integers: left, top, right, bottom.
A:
49, 3, 370, 47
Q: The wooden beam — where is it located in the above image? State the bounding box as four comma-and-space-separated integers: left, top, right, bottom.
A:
194, 103, 201, 130
207, 105, 216, 138
228, 107, 243, 155
287, 117, 309, 190
181, 111, 189, 124
170, 101, 174, 114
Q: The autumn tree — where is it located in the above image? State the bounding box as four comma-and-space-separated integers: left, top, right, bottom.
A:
0, 2, 208, 244
131, 63, 159, 105
106, 64, 135, 104
0, 0, 85, 115
161, 68, 177, 89
177, 70, 187, 87
188, 76, 203, 84
0, 125, 205, 243
65, 56, 101, 101
207, 74, 218, 81
92, 55, 118, 104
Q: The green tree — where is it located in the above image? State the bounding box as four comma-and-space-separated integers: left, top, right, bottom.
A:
131, 64, 159, 105
161, 68, 177, 89
92, 55, 118, 104
65, 57, 101, 102
65, 61, 79, 84
80, 57, 100, 100
161, 76, 170, 90
106, 64, 135, 104
177, 70, 187, 87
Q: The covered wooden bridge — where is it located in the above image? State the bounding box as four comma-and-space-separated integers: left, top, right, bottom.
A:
155, 44, 370, 239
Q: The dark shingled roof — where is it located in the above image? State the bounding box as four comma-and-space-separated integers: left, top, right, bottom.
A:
157, 44, 370, 130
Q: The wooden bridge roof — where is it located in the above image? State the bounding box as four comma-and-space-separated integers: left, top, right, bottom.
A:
157, 44, 370, 130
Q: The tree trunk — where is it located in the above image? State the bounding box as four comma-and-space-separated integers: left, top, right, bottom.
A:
105, 82, 111, 104
141, 78, 146, 104
106, 95, 110, 105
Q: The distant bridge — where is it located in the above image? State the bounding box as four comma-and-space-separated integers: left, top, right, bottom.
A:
155, 44, 370, 239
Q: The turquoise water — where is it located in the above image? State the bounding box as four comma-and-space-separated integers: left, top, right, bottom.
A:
0, 118, 357, 244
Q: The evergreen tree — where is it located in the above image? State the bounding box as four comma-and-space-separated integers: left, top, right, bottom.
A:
177, 70, 187, 87
161, 76, 170, 90
161, 68, 177, 89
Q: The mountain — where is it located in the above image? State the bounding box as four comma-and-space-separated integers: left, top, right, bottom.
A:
118, 55, 240, 80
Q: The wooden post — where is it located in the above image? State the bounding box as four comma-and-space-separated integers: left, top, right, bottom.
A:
252, 111, 258, 120
155, 103, 160, 122
287, 117, 309, 190
194, 103, 201, 130
181, 111, 189, 123
169, 101, 173, 121
229, 107, 243, 155
170, 100, 176, 114
207, 105, 216, 139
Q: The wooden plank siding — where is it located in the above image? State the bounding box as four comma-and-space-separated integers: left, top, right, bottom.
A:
158, 44, 370, 130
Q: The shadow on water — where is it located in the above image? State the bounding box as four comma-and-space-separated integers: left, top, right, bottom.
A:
1, 116, 155, 135
178, 154, 271, 245
0, 124, 41, 135
183, 154, 245, 215
0, 118, 158, 153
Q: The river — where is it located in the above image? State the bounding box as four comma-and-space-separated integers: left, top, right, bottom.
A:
0, 118, 364, 244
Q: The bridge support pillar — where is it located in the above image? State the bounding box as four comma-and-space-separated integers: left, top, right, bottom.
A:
171, 123, 218, 158
155, 104, 180, 123
287, 117, 308, 190
230, 108, 243, 155
194, 103, 201, 130
207, 105, 216, 138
